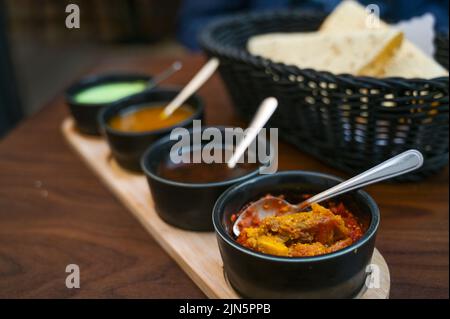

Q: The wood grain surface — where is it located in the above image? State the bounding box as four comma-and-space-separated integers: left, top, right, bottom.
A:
0, 54, 448, 298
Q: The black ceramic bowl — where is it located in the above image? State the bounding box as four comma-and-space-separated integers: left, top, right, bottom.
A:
66, 73, 151, 135
98, 88, 204, 172
141, 127, 273, 231
213, 171, 380, 299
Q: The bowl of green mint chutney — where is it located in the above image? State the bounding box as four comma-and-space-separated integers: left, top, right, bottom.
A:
66, 74, 151, 135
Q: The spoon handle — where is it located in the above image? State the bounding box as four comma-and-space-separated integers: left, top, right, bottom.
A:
161, 58, 219, 118
148, 61, 182, 88
227, 97, 278, 169
301, 150, 424, 208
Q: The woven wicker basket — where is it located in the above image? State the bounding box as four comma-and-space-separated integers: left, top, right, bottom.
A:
200, 11, 449, 181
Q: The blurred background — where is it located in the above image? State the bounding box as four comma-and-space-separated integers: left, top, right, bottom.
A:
0, 0, 448, 138
0, 0, 185, 138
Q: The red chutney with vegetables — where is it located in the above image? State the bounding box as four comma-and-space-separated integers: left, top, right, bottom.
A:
234, 195, 365, 257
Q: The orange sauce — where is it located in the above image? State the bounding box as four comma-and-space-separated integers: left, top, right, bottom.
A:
109, 104, 194, 133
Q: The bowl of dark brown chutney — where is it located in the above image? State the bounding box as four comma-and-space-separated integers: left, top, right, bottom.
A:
141, 126, 273, 231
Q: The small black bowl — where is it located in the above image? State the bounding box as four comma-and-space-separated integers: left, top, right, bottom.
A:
98, 88, 204, 172
66, 73, 151, 135
141, 127, 273, 231
213, 171, 380, 299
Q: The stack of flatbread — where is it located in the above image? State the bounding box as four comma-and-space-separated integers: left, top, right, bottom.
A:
248, 0, 448, 78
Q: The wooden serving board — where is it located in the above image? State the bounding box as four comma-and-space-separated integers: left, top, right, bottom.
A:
62, 118, 390, 299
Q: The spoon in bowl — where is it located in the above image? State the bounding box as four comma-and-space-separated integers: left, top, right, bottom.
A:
147, 61, 183, 89
227, 97, 278, 169
160, 58, 220, 119
233, 149, 424, 236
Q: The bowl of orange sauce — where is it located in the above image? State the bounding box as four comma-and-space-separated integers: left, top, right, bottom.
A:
98, 88, 203, 171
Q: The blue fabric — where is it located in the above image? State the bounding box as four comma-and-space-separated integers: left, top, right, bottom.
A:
177, 0, 449, 50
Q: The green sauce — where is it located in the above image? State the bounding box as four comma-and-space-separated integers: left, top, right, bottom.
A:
74, 81, 147, 104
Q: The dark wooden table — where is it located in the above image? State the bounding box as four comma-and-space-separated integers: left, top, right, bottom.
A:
0, 55, 448, 299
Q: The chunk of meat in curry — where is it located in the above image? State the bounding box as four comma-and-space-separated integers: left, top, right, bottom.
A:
236, 203, 363, 257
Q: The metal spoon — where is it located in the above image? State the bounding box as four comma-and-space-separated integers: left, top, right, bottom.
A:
233, 149, 424, 236
227, 97, 278, 169
147, 61, 182, 89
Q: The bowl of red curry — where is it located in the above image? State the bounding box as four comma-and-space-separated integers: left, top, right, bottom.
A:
212, 171, 379, 298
